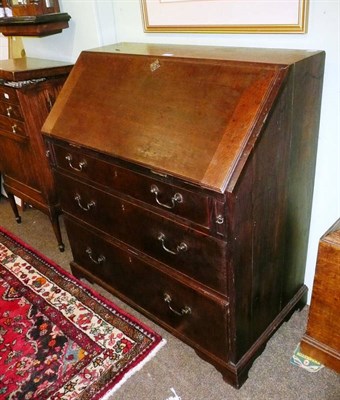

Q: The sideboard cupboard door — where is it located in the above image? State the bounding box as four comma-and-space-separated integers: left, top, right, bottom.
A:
42, 43, 325, 388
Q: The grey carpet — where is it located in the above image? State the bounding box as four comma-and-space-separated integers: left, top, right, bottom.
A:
0, 197, 339, 400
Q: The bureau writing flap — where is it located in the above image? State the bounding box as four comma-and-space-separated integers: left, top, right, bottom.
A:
42, 45, 287, 193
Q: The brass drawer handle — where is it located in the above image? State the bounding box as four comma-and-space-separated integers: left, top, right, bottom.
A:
164, 293, 191, 316
6, 106, 12, 117
74, 194, 96, 211
86, 247, 106, 264
11, 124, 17, 134
65, 154, 87, 172
150, 184, 183, 209
158, 233, 188, 255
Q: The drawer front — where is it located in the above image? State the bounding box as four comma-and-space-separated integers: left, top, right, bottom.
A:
52, 143, 211, 228
0, 115, 26, 136
65, 217, 229, 361
0, 102, 23, 121
0, 86, 19, 104
57, 172, 227, 293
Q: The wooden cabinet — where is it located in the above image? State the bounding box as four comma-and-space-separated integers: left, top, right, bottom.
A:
42, 43, 325, 388
301, 220, 340, 373
0, 57, 72, 250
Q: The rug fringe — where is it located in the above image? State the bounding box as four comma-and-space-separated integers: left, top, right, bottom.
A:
99, 338, 167, 400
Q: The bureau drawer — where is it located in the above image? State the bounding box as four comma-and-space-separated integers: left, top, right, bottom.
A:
0, 86, 19, 104
52, 143, 211, 228
0, 102, 23, 121
0, 115, 26, 137
57, 172, 228, 294
65, 217, 229, 361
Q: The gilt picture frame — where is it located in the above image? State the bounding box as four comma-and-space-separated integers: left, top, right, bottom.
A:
141, 0, 309, 34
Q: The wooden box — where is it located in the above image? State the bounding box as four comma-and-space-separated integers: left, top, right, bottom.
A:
42, 43, 325, 387
301, 219, 340, 372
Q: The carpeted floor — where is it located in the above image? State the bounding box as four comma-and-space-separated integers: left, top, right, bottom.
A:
0, 196, 339, 400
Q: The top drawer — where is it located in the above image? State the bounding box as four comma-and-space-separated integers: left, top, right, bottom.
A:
52, 143, 212, 229
0, 86, 19, 104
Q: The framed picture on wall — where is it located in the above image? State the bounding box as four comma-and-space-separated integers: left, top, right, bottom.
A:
141, 0, 309, 33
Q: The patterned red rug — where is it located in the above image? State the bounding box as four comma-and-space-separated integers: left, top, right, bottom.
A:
0, 227, 165, 399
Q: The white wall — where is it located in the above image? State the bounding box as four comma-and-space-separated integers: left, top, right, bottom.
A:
22, 0, 117, 62
22, 0, 339, 303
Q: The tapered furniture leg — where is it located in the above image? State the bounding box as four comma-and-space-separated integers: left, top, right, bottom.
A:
7, 192, 22, 223
50, 213, 65, 252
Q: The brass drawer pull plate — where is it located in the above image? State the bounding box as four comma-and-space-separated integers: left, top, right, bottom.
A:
65, 154, 87, 172
164, 293, 191, 316
6, 106, 12, 117
74, 194, 96, 211
150, 184, 183, 209
158, 233, 188, 255
11, 124, 17, 134
86, 247, 106, 264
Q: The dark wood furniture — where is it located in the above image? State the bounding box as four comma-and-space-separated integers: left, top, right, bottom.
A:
301, 219, 340, 373
0, 57, 72, 250
0, 13, 71, 37
42, 43, 325, 388
0, 0, 71, 37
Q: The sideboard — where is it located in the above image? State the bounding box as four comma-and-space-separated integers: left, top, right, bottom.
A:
42, 43, 325, 387
0, 57, 72, 250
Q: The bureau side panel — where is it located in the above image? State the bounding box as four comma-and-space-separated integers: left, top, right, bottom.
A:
227, 53, 325, 363
282, 52, 325, 303
227, 70, 294, 362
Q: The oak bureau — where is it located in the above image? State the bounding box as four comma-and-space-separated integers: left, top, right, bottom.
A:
42, 43, 325, 388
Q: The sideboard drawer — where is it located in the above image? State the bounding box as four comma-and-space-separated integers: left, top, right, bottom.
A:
0, 86, 19, 104
0, 102, 23, 121
0, 115, 26, 137
57, 172, 228, 293
66, 217, 229, 361
52, 143, 211, 228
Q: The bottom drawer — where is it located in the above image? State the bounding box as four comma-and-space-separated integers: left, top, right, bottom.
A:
65, 217, 229, 361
